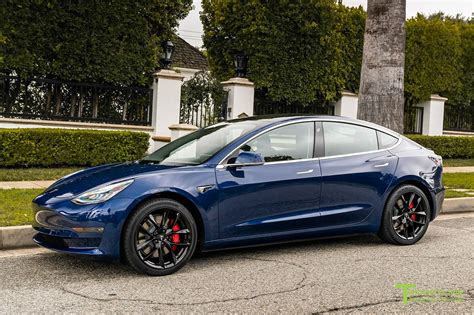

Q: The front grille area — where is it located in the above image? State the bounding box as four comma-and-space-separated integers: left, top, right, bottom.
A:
37, 234, 101, 249
64, 238, 102, 248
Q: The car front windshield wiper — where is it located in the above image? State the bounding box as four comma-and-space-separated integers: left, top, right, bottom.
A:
139, 159, 161, 164
139, 159, 200, 166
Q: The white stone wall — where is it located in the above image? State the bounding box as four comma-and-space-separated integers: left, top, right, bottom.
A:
416, 95, 447, 136
174, 67, 202, 82
334, 91, 358, 119
221, 78, 255, 119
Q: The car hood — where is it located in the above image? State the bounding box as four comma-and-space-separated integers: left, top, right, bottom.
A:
37, 162, 184, 202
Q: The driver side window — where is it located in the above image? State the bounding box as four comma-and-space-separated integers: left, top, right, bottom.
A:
245, 122, 315, 162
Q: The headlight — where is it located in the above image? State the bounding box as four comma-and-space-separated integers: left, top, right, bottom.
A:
72, 179, 134, 205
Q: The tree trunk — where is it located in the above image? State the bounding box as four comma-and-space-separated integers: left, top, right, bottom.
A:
92, 89, 99, 118
78, 88, 84, 118
70, 87, 77, 118
54, 84, 62, 115
45, 83, 52, 115
357, 0, 406, 133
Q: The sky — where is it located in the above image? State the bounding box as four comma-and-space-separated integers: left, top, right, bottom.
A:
178, 0, 473, 48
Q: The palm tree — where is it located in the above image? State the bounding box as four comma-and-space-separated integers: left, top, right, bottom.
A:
357, 0, 406, 133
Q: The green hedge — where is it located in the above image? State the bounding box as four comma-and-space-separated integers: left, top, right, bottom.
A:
406, 135, 474, 159
0, 129, 149, 167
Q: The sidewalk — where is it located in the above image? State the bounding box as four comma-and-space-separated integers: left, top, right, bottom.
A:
0, 166, 472, 189
0, 180, 55, 189
443, 166, 474, 173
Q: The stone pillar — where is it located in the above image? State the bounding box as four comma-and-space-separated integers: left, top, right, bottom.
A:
151, 69, 185, 149
334, 91, 358, 119
416, 94, 447, 136
169, 123, 199, 141
221, 77, 254, 120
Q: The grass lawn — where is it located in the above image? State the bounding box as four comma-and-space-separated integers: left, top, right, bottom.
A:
443, 172, 474, 198
0, 189, 43, 226
445, 190, 471, 198
0, 172, 473, 227
443, 159, 474, 167
443, 173, 474, 189
0, 167, 81, 181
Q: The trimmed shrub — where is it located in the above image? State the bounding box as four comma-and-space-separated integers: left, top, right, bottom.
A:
406, 135, 474, 159
0, 129, 149, 167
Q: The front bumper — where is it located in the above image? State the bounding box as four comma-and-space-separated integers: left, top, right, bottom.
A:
33, 233, 104, 256
32, 197, 135, 259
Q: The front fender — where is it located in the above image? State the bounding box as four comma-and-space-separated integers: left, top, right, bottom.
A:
118, 166, 219, 243
124, 186, 218, 240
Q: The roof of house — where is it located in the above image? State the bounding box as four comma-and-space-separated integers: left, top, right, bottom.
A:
172, 36, 208, 71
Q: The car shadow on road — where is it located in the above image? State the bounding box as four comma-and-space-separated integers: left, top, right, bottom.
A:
193, 233, 383, 259
29, 234, 384, 278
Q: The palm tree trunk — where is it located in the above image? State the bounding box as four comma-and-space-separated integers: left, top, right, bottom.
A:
357, 0, 406, 133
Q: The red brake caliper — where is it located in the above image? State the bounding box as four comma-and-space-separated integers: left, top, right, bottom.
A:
409, 202, 416, 221
171, 223, 180, 251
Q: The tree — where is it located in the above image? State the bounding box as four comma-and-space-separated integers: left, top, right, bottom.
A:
405, 14, 463, 106
0, 0, 193, 86
357, 0, 406, 133
404, 13, 473, 130
201, 0, 365, 105
180, 71, 226, 127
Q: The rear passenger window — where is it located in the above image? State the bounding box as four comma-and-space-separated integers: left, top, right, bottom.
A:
323, 122, 378, 156
377, 131, 398, 149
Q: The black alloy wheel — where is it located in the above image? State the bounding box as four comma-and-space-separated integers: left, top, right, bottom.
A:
391, 191, 428, 240
379, 185, 431, 245
123, 198, 198, 276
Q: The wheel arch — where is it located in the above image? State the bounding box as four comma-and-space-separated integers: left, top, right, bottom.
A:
120, 191, 206, 260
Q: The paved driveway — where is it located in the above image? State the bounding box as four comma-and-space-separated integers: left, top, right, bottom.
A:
0, 213, 473, 313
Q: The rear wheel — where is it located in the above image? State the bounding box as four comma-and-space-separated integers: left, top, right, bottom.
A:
379, 185, 431, 245
123, 198, 198, 276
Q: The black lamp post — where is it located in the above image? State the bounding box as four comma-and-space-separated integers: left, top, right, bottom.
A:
233, 52, 248, 78
160, 40, 175, 69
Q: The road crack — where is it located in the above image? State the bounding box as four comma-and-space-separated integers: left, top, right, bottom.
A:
313, 298, 402, 314
314, 287, 474, 313
60, 255, 311, 307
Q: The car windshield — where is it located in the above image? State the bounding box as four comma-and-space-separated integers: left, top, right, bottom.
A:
141, 120, 267, 165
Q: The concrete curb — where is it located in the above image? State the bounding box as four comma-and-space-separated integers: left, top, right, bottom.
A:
441, 197, 474, 214
0, 198, 473, 250
0, 225, 36, 250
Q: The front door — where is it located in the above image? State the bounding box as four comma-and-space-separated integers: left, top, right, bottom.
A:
216, 122, 322, 239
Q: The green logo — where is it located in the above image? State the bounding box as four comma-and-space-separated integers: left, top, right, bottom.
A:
395, 283, 464, 304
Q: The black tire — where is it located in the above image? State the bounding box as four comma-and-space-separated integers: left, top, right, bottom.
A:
122, 198, 198, 276
378, 185, 431, 245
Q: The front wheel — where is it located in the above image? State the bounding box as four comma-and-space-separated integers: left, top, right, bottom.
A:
379, 185, 431, 245
122, 198, 198, 276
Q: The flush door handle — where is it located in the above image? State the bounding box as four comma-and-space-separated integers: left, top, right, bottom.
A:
296, 169, 314, 175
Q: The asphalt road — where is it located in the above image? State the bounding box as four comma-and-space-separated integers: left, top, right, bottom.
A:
1, 213, 473, 314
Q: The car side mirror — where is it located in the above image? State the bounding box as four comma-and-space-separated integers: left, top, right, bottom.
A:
229, 151, 264, 168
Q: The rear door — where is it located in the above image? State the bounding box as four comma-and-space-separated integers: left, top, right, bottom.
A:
216, 121, 322, 239
318, 121, 399, 226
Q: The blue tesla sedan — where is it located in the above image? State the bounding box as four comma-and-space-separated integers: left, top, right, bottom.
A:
33, 116, 445, 276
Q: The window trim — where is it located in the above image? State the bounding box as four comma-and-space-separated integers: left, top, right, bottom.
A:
216, 118, 401, 168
